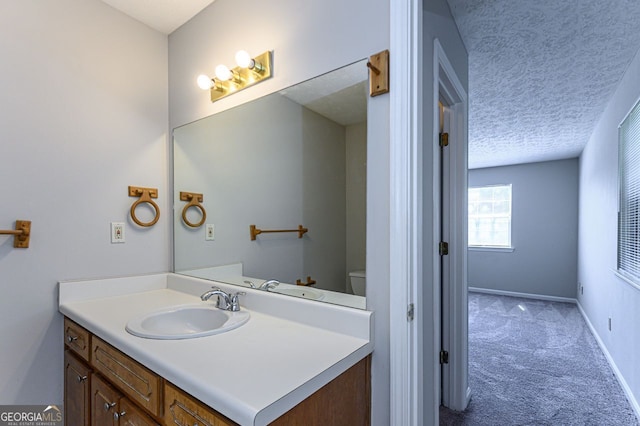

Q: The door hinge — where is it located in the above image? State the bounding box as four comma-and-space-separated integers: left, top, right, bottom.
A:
440, 350, 449, 364
439, 132, 449, 147
407, 303, 415, 322
439, 241, 449, 256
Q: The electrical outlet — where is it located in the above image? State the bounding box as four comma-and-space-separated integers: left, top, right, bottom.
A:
581, 285, 583, 295
608, 317, 612, 331
111, 222, 125, 243
205, 223, 215, 241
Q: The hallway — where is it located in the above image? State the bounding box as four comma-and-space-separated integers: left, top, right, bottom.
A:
440, 293, 638, 425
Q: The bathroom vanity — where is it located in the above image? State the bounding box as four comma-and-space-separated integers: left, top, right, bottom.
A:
59, 273, 373, 425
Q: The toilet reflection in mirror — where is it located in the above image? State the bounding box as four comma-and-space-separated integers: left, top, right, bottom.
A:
173, 59, 368, 309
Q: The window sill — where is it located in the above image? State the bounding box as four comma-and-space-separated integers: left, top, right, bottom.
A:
468, 246, 515, 253
613, 270, 640, 292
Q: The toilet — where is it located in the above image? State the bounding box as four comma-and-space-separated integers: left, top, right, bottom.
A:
348, 270, 366, 296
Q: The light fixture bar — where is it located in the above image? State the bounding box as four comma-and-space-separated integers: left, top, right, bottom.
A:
209, 50, 272, 103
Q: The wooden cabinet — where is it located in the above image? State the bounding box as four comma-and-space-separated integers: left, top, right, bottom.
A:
164, 382, 236, 426
63, 317, 370, 426
91, 374, 120, 426
64, 351, 91, 426
271, 356, 371, 425
91, 336, 162, 417
65, 318, 90, 361
120, 399, 160, 426
91, 374, 159, 426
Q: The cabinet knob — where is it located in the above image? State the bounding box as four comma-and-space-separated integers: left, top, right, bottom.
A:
114, 411, 126, 420
67, 335, 78, 343
104, 402, 116, 411
76, 375, 87, 383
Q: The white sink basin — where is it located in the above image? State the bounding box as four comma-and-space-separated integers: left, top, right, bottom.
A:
126, 304, 250, 339
273, 287, 325, 301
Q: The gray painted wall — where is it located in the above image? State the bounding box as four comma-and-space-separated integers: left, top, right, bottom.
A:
578, 46, 640, 412
0, 1, 168, 404
468, 159, 579, 298
345, 121, 367, 288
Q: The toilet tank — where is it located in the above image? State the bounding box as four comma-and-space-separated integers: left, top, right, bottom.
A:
348, 270, 366, 296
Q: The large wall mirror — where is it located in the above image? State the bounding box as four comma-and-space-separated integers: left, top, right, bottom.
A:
173, 59, 368, 309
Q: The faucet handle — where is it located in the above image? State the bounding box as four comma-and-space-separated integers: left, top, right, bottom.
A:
230, 291, 246, 312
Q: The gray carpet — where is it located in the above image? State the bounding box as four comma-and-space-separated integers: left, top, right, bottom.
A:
440, 292, 639, 425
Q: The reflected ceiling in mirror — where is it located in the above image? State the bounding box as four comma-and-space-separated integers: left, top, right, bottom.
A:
173, 59, 368, 309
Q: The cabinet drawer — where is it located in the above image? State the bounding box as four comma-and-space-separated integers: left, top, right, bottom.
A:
164, 382, 236, 426
64, 318, 90, 361
91, 336, 162, 417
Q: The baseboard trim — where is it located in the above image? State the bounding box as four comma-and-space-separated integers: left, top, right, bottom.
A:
576, 301, 640, 422
468, 287, 577, 304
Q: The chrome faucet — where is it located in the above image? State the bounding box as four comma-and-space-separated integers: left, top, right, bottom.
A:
258, 279, 280, 291
201, 287, 245, 312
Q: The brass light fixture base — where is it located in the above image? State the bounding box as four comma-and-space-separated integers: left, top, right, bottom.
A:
210, 51, 273, 103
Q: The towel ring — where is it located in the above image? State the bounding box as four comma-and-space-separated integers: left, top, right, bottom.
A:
128, 186, 160, 227
180, 192, 206, 228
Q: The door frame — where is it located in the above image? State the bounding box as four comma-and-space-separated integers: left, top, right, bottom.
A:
434, 39, 471, 411
389, 5, 469, 424
389, 0, 423, 424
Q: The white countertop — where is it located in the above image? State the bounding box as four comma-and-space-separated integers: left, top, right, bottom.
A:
59, 273, 373, 426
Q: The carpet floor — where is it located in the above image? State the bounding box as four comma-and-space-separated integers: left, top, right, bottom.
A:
440, 292, 639, 425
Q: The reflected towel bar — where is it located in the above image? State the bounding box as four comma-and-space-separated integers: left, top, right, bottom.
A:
250, 224, 308, 241
180, 191, 206, 228
296, 276, 316, 286
0, 220, 31, 248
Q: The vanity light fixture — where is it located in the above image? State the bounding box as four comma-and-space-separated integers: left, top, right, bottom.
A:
197, 50, 273, 103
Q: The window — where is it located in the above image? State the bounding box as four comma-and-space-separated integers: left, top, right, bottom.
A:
468, 184, 512, 247
618, 99, 640, 282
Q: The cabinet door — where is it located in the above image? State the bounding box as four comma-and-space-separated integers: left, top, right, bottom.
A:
91, 375, 120, 426
270, 356, 371, 425
164, 382, 237, 426
64, 351, 91, 426
118, 399, 159, 426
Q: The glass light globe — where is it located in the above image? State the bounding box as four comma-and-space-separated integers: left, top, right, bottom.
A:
196, 74, 213, 90
215, 64, 232, 81
235, 50, 253, 68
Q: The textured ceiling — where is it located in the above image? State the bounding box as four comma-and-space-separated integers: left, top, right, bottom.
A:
447, 0, 640, 169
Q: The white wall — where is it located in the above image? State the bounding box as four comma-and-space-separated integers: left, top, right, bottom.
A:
0, 1, 168, 404
469, 159, 579, 298
167, 0, 391, 422
345, 121, 367, 289
579, 47, 640, 412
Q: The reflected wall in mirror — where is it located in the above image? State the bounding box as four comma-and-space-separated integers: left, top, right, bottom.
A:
174, 59, 368, 309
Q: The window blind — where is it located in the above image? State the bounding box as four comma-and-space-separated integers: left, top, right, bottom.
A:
618, 99, 640, 281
